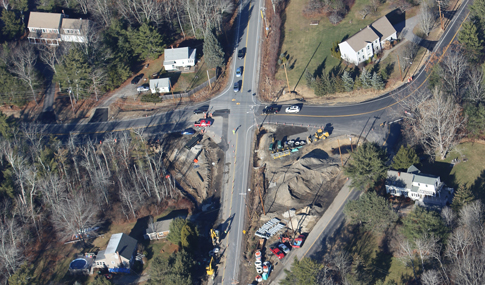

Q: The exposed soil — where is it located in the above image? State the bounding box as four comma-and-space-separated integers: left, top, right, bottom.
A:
241, 125, 358, 284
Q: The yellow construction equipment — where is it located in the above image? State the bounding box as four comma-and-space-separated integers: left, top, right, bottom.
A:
210, 229, 220, 245
315, 129, 329, 140
206, 256, 215, 278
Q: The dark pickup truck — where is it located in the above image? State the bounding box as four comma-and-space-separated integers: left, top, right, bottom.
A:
263, 106, 279, 114
238, 49, 245, 60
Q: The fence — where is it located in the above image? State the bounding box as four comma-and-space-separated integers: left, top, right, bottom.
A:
159, 75, 217, 100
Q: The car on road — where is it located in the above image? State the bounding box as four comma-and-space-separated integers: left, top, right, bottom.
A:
234, 82, 240, 92
137, 84, 149, 92
194, 119, 212, 127
279, 243, 290, 254
263, 106, 279, 114
131, 74, 144, 84
238, 48, 245, 59
236, 67, 243, 77
193, 105, 209, 114
181, 128, 196, 135
285, 105, 300, 113
270, 247, 285, 259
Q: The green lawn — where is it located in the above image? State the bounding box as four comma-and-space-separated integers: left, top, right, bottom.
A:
277, 0, 395, 86
170, 58, 216, 93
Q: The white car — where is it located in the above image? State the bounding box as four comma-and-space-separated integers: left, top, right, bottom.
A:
279, 243, 290, 254
137, 84, 149, 92
285, 105, 300, 113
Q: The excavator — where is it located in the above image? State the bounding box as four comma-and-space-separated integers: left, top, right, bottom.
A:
210, 229, 220, 245
206, 256, 215, 279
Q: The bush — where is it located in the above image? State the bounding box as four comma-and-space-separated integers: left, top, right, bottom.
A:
141, 93, 161, 103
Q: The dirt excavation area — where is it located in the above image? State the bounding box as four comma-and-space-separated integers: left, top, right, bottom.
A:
153, 132, 225, 207
242, 125, 357, 284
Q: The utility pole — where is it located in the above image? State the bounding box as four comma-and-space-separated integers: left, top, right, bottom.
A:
283, 62, 290, 91
397, 55, 403, 82
261, 8, 269, 37
207, 70, 212, 90
437, 1, 444, 30
337, 139, 343, 166
257, 184, 266, 215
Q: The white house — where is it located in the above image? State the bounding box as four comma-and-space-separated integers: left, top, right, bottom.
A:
93, 233, 137, 273
163, 47, 197, 71
149, 78, 171, 94
338, 16, 397, 65
61, 18, 89, 43
386, 165, 454, 207
27, 12, 89, 45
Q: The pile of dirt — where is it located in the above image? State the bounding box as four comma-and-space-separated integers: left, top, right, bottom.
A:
264, 149, 340, 213
161, 133, 224, 206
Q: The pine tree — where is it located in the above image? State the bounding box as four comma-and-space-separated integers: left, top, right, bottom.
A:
458, 21, 483, 60
391, 145, 420, 171
360, 68, 372, 89
281, 258, 322, 285
180, 224, 198, 251
203, 30, 225, 69
149, 251, 195, 285
1, 10, 24, 40
371, 72, 385, 90
167, 217, 187, 245
130, 23, 165, 60
344, 142, 388, 190
342, 71, 354, 92
304, 69, 315, 87
451, 185, 475, 212
401, 206, 448, 241
55, 47, 92, 100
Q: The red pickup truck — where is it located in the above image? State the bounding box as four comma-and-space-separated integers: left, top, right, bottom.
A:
194, 119, 212, 127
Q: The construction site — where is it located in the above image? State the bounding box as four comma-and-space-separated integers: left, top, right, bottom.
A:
241, 124, 357, 284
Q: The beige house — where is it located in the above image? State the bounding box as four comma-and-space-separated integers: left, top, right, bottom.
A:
145, 219, 172, 240
94, 233, 137, 272
27, 12, 89, 45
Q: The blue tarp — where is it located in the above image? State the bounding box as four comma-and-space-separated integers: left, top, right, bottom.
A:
108, 268, 131, 274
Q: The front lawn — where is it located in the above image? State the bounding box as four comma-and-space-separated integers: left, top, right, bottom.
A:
277, 0, 396, 87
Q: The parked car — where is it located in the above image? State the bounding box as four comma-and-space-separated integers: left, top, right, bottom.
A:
270, 247, 285, 259
263, 106, 279, 114
285, 105, 300, 113
194, 119, 212, 127
181, 128, 196, 135
279, 243, 290, 254
234, 82, 240, 92
238, 48, 245, 59
137, 84, 149, 92
131, 73, 144, 84
193, 105, 209, 114
236, 67, 243, 77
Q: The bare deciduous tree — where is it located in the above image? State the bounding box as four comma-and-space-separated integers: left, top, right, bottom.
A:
440, 46, 468, 99
421, 270, 443, 285
419, 1, 435, 36
38, 44, 66, 75
359, 5, 371, 19
466, 67, 485, 103
0, 215, 25, 282
7, 42, 41, 102
406, 87, 466, 159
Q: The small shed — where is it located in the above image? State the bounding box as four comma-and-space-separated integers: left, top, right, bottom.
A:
144, 215, 187, 240
149, 78, 171, 94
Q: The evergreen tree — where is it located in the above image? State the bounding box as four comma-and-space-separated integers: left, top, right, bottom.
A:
344, 142, 388, 190
167, 217, 188, 245
1, 10, 24, 40
401, 206, 448, 241
451, 185, 475, 212
55, 47, 92, 100
130, 23, 165, 60
281, 258, 322, 285
465, 103, 485, 136
203, 30, 225, 69
371, 72, 385, 90
149, 250, 195, 285
354, 76, 363, 90
332, 75, 345, 92
314, 74, 330, 97
458, 21, 483, 60
360, 68, 372, 89
342, 70, 354, 92
180, 223, 198, 251
330, 41, 341, 58
89, 276, 112, 285
391, 145, 420, 171
472, 0, 485, 22
8, 264, 35, 285
304, 69, 315, 87
344, 191, 398, 233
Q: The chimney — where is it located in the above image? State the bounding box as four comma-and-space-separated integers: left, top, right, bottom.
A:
398, 172, 400, 176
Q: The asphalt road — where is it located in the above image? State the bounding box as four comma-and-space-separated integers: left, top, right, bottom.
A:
34, 0, 471, 283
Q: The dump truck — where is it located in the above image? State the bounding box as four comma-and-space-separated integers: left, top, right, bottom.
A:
291, 235, 305, 248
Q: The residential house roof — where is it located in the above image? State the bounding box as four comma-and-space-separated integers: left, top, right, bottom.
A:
345, 27, 379, 52
96, 250, 106, 260
163, 47, 197, 65
407, 165, 420, 174
28, 12, 62, 29
146, 220, 172, 234
387, 170, 414, 189
150, 78, 171, 90
370, 16, 396, 41
105, 233, 137, 260
61, 18, 88, 31
413, 174, 438, 186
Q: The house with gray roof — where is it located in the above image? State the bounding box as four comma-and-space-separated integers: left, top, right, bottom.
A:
163, 47, 197, 71
27, 12, 89, 45
386, 165, 454, 207
338, 16, 397, 65
149, 78, 171, 94
93, 233, 137, 273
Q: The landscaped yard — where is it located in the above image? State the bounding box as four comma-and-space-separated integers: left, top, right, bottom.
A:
276, 0, 398, 87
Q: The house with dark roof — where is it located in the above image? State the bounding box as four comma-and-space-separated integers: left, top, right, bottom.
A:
338, 16, 397, 65
163, 47, 197, 71
386, 165, 454, 207
93, 233, 137, 273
